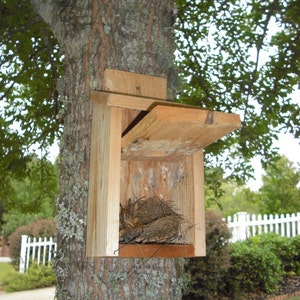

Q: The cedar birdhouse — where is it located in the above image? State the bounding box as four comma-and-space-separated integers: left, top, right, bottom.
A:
86, 69, 241, 257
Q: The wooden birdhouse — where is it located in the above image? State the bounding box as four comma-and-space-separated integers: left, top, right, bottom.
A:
86, 69, 241, 258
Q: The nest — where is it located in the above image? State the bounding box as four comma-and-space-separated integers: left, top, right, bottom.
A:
119, 196, 183, 244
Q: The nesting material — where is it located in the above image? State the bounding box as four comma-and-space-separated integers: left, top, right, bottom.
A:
119, 196, 183, 244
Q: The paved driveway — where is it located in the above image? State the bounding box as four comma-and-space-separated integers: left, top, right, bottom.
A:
0, 287, 55, 300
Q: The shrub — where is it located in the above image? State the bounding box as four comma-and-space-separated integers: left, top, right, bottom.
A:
225, 241, 282, 298
246, 233, 297, 275
290, 235, 300, 275
183, 210, 231, 300
1, 263, 56, 292
9, 218, 56, 268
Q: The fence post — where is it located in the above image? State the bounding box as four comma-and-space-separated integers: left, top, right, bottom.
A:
235, 212, 248, 241
19, 235, 28, 273
297, 213, 300, 235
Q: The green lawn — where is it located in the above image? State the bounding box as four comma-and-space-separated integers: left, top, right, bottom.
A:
0, 262, 16, 290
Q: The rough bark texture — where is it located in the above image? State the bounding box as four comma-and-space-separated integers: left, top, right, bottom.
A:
31, 0, 183, 299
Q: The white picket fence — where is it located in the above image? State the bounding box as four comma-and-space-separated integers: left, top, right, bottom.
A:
227, 212, 300, 243
19, 235, 57, 273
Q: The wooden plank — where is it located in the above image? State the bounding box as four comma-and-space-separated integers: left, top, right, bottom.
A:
155, 105, 240, 125
118, 244, 194, 258
90, 90, 163, 110
90, 90, 208, 111
103, 69, 167, 99
192, 150, 206, 256
121, 105, 241, 160
86, 102, 122, 257
106, 106, 123, 256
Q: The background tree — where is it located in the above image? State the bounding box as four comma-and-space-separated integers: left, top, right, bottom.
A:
207, 180, 260, 216
205, 156, 300, 216
0, 0, 63, 201
258, 155, 300, 214
0, 155, 58, 237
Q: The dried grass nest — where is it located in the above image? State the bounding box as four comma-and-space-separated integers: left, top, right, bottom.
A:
119, 196, 183, 244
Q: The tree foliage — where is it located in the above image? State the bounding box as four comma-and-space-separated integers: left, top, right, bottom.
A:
175, 0, 300, 181
258, 155, 300, 214
8, 156, 58, 213
206, 180, 260, 216
206, 155, 300, 216
0, 155, 59, 235
0, 0, 63, 188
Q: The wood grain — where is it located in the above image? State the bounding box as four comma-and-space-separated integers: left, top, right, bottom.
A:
121, 105, 241, 160
86, 102, 122, 256
118, 244, 195, 258
103, 69, 167, 99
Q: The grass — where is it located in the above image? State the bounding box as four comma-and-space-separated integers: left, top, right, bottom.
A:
0, 263, 16, 291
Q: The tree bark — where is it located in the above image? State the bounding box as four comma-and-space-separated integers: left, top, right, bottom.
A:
31, 0, 183, 299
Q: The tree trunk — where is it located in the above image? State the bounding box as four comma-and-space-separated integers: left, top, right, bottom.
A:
31, 0, 183, 299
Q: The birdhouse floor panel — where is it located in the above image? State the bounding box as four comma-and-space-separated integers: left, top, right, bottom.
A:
118, 244, 195, 258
